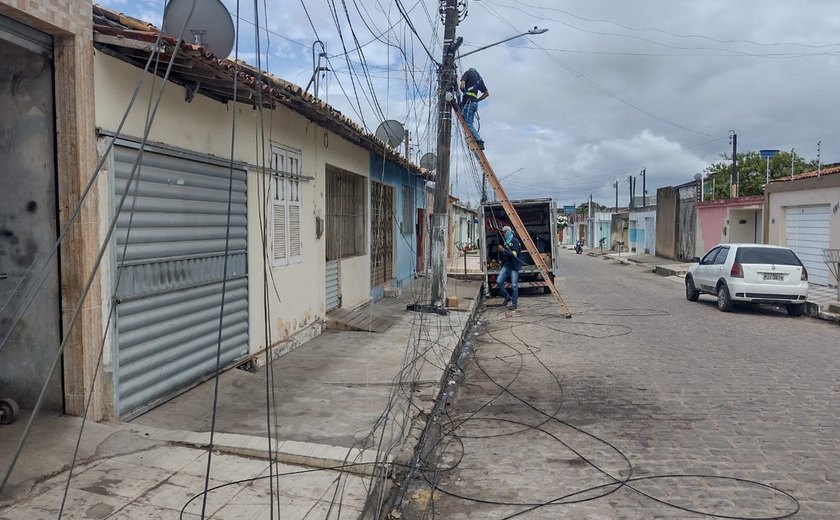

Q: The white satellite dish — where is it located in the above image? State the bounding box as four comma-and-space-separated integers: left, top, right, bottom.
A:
420, 152, 437, 172
162, 0, 235, 58
375, 120, 405, 149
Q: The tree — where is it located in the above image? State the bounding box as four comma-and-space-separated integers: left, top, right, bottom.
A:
575, 202, 607, 215
704, 151, 818, 199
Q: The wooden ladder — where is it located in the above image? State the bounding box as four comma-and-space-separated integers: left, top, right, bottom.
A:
452, 104, 572, 318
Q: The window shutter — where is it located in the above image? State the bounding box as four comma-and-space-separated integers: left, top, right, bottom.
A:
273, 202, 287, 263
288, 204, 301, 259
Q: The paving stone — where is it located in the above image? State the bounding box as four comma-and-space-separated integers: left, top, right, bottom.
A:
405, 252, 840, 518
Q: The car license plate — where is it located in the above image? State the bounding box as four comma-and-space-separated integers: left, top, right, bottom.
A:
763, 273, 784, 281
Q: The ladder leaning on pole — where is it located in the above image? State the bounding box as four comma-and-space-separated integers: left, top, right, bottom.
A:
451, 102, 572, 318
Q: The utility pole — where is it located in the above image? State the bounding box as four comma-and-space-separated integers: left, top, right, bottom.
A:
640, 168, 647, 207
817, 140, 822, 177
729, 132, 738, 198
628, 176, 633, 210
790, 148, 795, 180
588, 194, 593, 249
430, 0, 461, 307
613, 179, 618, 212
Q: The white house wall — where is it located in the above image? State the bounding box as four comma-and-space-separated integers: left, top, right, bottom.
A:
767, 185, 840, 285
94, 53, 371, 356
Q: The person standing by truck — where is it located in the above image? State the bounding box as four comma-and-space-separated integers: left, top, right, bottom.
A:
496, 225, 521, 310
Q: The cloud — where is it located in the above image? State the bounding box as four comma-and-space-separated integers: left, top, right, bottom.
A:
96, 0, 840, 206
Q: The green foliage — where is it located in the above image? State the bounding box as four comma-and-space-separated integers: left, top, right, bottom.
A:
575, 202, 607, 215
703, 151, 818, 199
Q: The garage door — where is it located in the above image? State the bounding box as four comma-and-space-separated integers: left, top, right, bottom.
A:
785, 205, 830, 285
113, 144, 249, 419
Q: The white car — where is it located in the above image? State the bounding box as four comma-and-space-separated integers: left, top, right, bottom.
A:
685, 244, 809, 315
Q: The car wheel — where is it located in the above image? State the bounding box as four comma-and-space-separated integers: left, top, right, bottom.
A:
716, 283, 734, 312
786, 303, 805, 317
685, 276, 700, 302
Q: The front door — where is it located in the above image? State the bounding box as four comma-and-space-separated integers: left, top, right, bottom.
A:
0, 26, 63, 411
370, 181, 394, 288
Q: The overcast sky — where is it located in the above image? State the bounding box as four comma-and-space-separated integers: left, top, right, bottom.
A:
100, 0, 840, 207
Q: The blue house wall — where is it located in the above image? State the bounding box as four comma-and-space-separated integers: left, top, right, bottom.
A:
370, 154, 426, 299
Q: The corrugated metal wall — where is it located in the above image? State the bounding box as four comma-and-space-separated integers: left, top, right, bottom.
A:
113, 145, 249, 419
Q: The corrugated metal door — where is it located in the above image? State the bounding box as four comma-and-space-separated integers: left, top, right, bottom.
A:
785, 205, 830, 285
113, 145, 249, 419
326, 260, 340, 311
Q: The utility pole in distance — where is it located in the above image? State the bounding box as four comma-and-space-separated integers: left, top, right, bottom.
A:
641, 168, 647, 207
729, 131, 738, 198
588, 194, 593, 248
430, 0, 461, 307
613, 179, 618, 212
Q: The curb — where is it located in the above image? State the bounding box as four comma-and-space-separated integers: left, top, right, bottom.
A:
127, 425, 386, 477
387, 282, 485, 515
805, 301, 840, 324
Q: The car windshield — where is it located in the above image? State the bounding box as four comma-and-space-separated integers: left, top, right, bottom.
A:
735, 247, 802, 266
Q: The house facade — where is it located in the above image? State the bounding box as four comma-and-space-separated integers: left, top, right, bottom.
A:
369, 154, 428, 300
448, 196, 478, 260
695, 196, 764, 256
764, 165, 840, 286
628, 206, 656, 255
656, 181, 701, 261
1, 4, 429, 421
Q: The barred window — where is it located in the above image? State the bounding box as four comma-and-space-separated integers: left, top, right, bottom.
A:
401, 185, 414, 235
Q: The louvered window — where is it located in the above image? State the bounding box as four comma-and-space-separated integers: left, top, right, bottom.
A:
270, 144, 303, 266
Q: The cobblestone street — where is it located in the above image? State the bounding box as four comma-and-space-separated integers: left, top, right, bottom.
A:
406, 251, 840, 519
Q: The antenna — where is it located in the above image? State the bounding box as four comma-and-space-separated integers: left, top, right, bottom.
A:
162, 0, 235, 58
420, 152, 437, 172
374, 120, 406, 149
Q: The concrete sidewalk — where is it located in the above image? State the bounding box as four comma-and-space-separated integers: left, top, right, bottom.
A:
0, 276, 483, 518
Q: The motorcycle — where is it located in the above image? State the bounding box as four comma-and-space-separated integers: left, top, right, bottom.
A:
575, 239, 583, 254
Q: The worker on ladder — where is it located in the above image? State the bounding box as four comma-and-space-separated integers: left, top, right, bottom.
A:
459, 67, 489, 150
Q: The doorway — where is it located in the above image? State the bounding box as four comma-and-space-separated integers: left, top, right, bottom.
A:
0, 23, 62, 411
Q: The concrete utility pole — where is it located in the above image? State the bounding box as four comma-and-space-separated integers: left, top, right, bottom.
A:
641, 168, 647, 207
730, 132, 738, 198
613, 179, 618, 212
430, 0, 461, 306
817, 140, 822, 177
588, 194, 593, 248
790, 148, 795, 180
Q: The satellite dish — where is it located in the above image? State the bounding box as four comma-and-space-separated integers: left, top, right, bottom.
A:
162, 0, 235, 58
375, 120, 405, 149
420, 152, 437, 171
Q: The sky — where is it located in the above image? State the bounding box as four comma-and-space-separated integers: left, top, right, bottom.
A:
98, 0, 840, 208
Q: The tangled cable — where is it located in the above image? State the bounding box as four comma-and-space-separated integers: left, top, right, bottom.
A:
404, 299, 800, 519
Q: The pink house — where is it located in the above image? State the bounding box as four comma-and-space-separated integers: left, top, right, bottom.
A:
695, 196, 764, 256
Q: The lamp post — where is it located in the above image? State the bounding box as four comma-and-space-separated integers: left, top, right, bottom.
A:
459, 27, 548, 59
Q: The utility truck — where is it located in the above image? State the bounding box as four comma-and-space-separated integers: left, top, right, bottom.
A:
479, 198, 559, 296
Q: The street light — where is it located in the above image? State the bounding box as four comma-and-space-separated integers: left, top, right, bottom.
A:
459, 27, 549, 59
